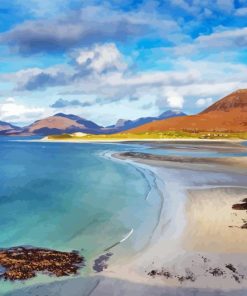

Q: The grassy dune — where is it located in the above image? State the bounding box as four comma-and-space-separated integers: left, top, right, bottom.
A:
46, 131, 247, 141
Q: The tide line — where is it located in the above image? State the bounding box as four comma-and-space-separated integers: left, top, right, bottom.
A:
104, 228, 134, 252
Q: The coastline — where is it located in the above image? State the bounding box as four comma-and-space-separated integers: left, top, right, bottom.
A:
101, 150, 247, 291
39, 138, 247, 143
115, 152, 247, 173
5, 141, 247, 295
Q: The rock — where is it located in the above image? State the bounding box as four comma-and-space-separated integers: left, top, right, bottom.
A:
241, 223, 247, 229
0, 246, 85, 281
225, 264, 237, 273
232, 202, 247, 210
208, 267, 224, 277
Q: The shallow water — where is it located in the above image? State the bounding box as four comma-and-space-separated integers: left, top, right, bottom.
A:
0, 138, 163, 293
0, 137, 246, 294
139, 141, 247, 157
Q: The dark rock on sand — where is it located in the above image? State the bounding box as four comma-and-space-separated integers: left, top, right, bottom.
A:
225, 264, 237, 273
241, 223, 247, 229
232, 274, 241, 283
148, 270, 158, 277
93, 253, 113, 272
148, 268, 196, 283
208, 267, 225, 277
232, 199, 247, 210
148, 269, 172, 279
177, 270, 196, 283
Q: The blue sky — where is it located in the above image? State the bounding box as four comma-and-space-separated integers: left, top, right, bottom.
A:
0, 0, 247, 126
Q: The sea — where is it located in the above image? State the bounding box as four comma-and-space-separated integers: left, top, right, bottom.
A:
0, 137, 247, 294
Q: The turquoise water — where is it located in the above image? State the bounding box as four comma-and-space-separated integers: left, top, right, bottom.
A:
1, 137, 247, 293
0, 138, 163, 293
0, 139, 161, 252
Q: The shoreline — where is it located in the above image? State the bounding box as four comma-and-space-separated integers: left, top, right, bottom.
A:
38, 138, 247, 143
4, 142, 247, 295
104, 150, 247, 290
100, 150, 171, 255
97, 149, 247, 290
114, 152, 247, 173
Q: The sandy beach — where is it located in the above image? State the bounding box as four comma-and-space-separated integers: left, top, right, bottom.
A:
40, 137, 247, 144
101, 142, 247, 292
116, 152, 247, 173
5, 141, 247, 296
184, 187, 247, 253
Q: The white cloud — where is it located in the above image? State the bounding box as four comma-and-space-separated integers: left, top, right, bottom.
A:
156, 89, 184, 110
197, 27, 247, 48
76, 51, 94, 66
173, 27, 247, 56
105, 69, 199, 87
196, 97, 213, 107
235, 7, 247, 16
165, 90, 184, 109
5, 97, 15, 103
0, 98, 45, 123
75, 43, 128, 74
2, 39, 247, 125
1, 3, 180, 55
3, 65, 72, 91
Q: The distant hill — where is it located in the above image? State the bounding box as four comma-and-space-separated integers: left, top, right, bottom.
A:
54, 113, 102, 130
129, 89, 247, 133
0, 110, 186, 136
0, 121, 22, 135
4, 88, 247, 137
103, 110, 186, 134
23, 113, 103, 135
201, 89, 247, 114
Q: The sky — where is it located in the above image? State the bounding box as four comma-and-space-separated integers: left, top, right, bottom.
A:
0, 0, 247, 126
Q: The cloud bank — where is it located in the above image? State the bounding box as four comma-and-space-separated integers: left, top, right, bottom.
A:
1, 0, 247, 124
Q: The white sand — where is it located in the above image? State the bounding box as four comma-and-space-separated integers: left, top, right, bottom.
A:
39, 138, 246, 143
184, 187, 247, 253
101, 160, 247, 291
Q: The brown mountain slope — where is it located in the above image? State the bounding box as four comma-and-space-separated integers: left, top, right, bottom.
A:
201, 89, 247, 114
23, 113, 102, 135
28, 115, 83, 133
129, 90, 247, 133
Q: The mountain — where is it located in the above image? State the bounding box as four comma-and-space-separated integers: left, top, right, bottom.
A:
103, 110, 186, 134
1, 89, 246, 136
158, 110, 186, 119
0, 121, 22, 135
23, 113, 103, 135
201, 89, 247, 114
128, 89, 247, 133
13, 110, 186, 136
54, 113, 102, 130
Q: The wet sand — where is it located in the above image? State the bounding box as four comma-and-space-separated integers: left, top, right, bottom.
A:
5, 275, 247, 296
126, 140, 247, 152
105, 146, 247, 291
115, 151, 247, 173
